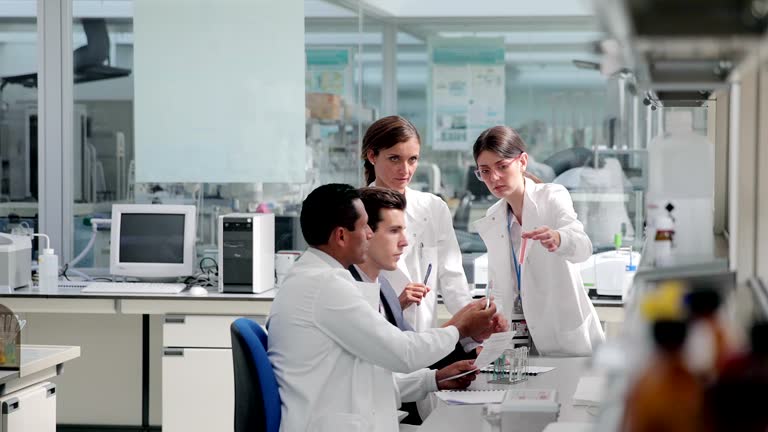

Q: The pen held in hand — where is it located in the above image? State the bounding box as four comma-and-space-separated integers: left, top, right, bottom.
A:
422, 263, 433, 285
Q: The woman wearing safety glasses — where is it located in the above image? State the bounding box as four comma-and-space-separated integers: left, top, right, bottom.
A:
470, 126, 604, 356
361, 116, 507, 340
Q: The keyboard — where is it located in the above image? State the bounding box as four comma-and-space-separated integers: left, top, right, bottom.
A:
82, 282, 187, 294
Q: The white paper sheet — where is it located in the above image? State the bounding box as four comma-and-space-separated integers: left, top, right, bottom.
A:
572, 376, 605, 406
436, 390, 507, 405
437, 331, 517, 382
474, 331, 517, 368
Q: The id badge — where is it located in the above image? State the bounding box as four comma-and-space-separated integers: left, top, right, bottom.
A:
513, 296, 524, 315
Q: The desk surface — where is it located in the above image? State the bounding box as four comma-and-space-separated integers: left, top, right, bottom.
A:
0, 283, 275, 301
0, 344, 80, 388
420, 357, 595, 432
0, 283, 622, 307
470, 356, 594, 423
0, 283, 621, 320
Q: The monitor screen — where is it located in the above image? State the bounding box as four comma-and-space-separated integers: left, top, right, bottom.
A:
110, 204, 196, 278
119, 213, 186, 264
275, 215, 307, 252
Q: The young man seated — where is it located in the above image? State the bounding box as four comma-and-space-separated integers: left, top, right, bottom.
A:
353, 187, 507, 424
267, 183, 499, 432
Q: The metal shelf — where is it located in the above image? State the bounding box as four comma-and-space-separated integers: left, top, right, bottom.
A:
592, 0, 768, 103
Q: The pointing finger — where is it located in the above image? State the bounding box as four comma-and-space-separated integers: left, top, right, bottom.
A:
522, 227, 548, 238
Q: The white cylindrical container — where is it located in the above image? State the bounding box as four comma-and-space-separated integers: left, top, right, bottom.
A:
275, 251, 301, 288
37, 248, 59, 292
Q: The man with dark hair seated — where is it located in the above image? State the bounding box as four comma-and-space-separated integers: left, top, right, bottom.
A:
354, 187, 507, 424
268, 183, 498, 432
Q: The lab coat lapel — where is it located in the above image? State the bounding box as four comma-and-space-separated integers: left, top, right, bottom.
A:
521, 178, 541, 266
473, 200, 507, 240
472, 200, 515, 312
387, 188, 428, 288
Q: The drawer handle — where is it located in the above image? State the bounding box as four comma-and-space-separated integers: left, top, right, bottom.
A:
163, 348, 185, 357
3, 398, 19, 414
164, 315, 186, 324
45, 383, 56, 398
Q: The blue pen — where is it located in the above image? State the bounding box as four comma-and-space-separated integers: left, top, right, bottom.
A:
423, 263, 433, 285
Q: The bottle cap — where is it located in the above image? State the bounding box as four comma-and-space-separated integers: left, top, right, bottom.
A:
640, 280, 687, 321
42, 248, 55, 255
685, 289, 722, 317
652, 320, 687, 351
751, 322, 768, 355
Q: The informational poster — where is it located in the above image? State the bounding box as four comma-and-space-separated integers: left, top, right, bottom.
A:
306, 48, 353, 97
430, 38, 505, 150
134, 0, 305, 183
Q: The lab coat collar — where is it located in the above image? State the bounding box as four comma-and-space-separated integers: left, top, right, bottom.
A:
352, 264, 378, 284
474, 177, 541, 233
521, 177, 541, 230
369, 181, 422, 223
305, 247, 346, 270
403, 187, 426, 221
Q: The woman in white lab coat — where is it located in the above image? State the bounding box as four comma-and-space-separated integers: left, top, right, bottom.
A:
470, 126, 604, 356
361, 116, 474, 332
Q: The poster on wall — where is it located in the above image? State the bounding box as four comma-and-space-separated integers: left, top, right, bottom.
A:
306, 48, 353, 98
430, 37, 505, 151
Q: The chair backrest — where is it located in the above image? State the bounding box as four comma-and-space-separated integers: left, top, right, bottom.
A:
231, 318, 281, 432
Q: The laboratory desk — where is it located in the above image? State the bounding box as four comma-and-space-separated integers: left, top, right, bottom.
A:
0, 284, 274, 431
0, 285, 621, 431
0, 344, 80, 432
417, 356, 597, 432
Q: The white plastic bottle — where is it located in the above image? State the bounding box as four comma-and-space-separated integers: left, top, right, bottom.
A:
38, 248, 59, 292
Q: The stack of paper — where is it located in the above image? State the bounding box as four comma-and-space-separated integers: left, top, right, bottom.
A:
436, 390, 508, 405
480, 365, 556, 375
572, 376, 605, 406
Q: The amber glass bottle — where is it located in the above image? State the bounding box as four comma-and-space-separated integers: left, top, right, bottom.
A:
707, 322, 768, 432
622, 320, 704, 432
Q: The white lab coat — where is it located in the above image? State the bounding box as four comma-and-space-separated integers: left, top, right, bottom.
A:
267, 248, 459, 432
471, 178, 605, 356
379, 186, 474, 331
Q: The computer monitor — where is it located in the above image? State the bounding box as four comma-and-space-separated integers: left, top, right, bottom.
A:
275, 215, 307, 252
109, 204, 197, 278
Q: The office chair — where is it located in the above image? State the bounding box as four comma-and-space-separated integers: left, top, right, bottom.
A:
231, 318, 281, 432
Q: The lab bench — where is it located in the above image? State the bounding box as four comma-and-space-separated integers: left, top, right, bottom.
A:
415, 356, 598, 431
0, 285, 270, 431
0, 285, 623, 431
0, 344, 80, 432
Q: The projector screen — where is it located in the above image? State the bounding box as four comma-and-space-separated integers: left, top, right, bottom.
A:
134, 0, 305, 183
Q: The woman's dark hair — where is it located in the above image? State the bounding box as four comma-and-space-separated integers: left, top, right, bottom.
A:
358, 187, 406, 232
300, 183, 362, 247
361, 116, 421, 185
472, 126, 542, 183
